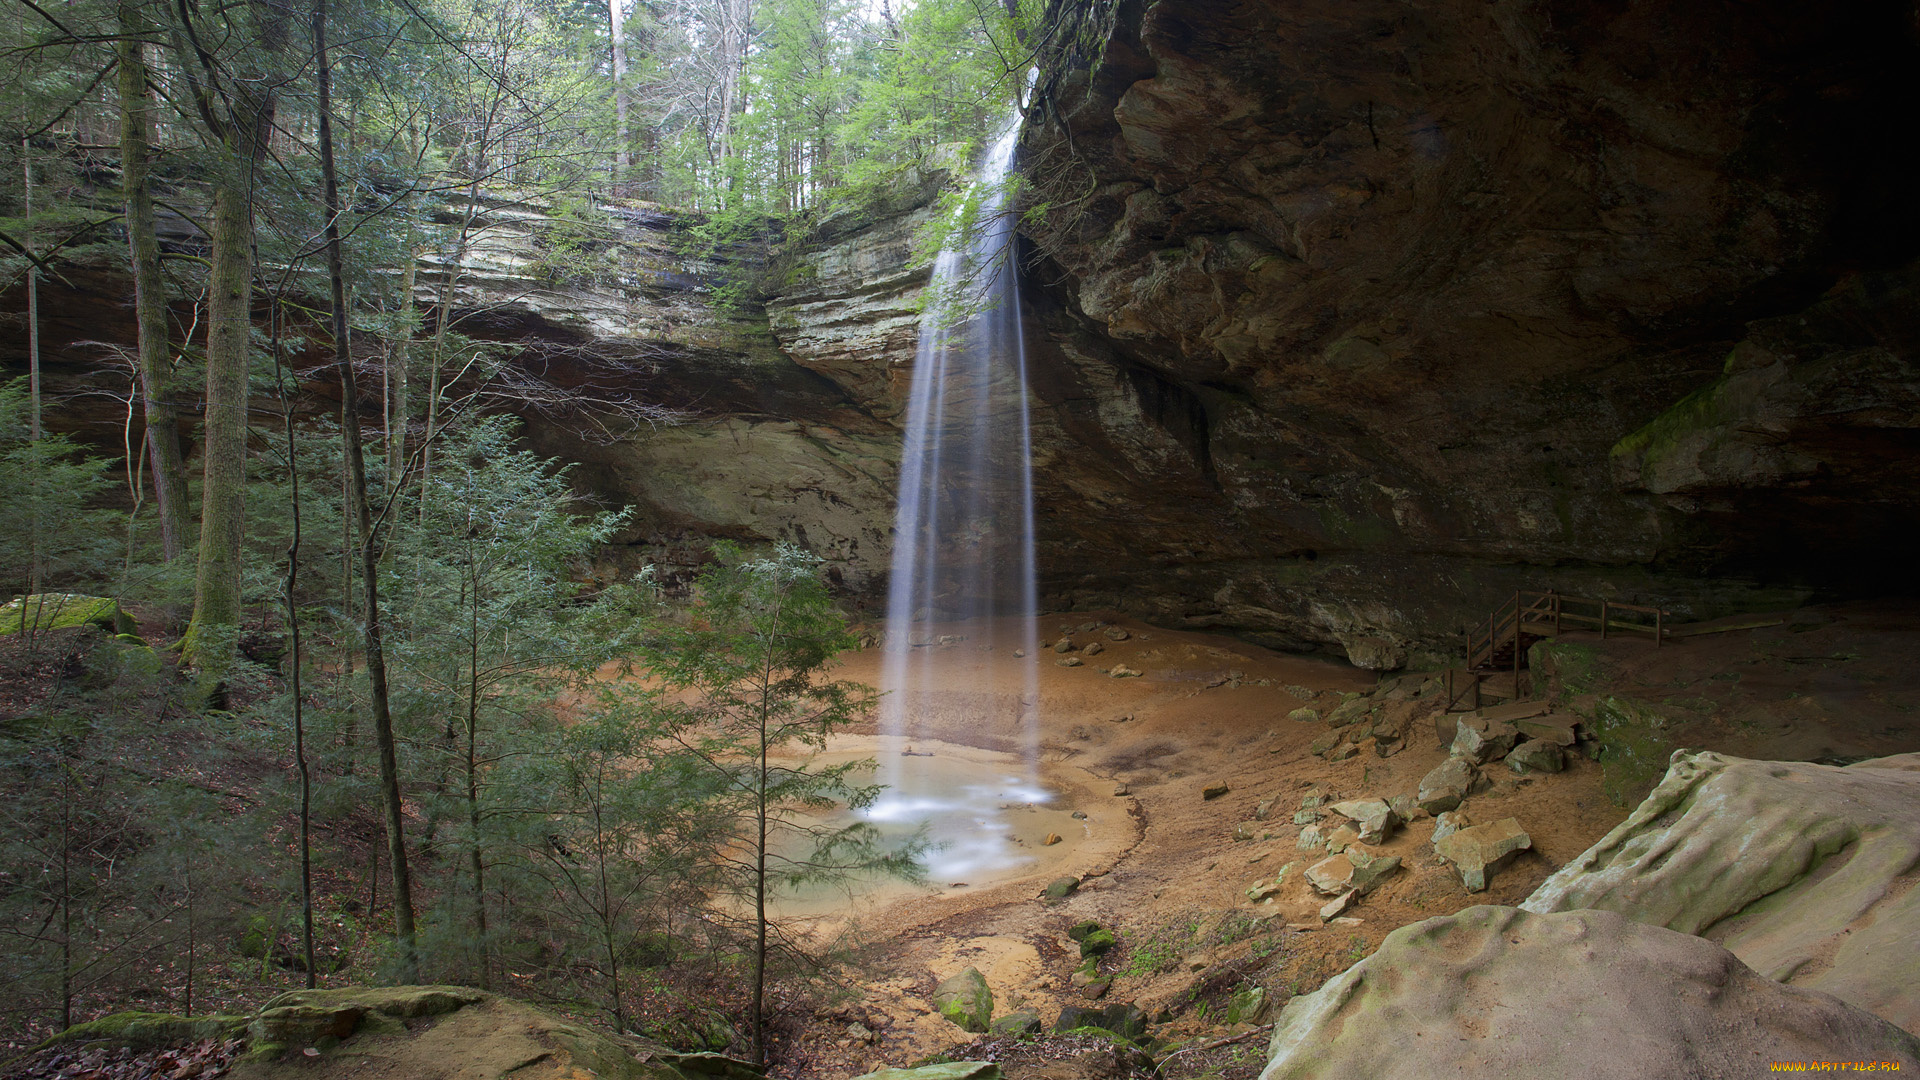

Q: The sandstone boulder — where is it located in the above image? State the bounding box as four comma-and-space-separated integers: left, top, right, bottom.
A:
1416, 757, 1479, 815
1261, 906, 1920, 1080
1523, 750, 1920, 1033
1433, 817, 1531, 892
1505, 738, 1564, 774
1450, 716, 1521, 765
932, 967, 994, 1033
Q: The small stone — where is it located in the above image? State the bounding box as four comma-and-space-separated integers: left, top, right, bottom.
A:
1326, 743, 1360, 762
1080, 621, 1100, 632
1431, 810, 1472, 846
1319, 890, 1357, 921
1203, 783, 1231, 800
1113, 784, 1130, 796
1292, 809, 1322, 825
1373, 736, 1403, 758
1288, 707, 1321, 723
1109, 713, 1133, 723
1012, 649, 1025, 658
1108, 663, 1142, 678
1042, 876, 1081, 900
1506, 738, 1566, 774
1451, 716, 1522, 764
1043, 832, 1063, 846
1182, 950, 1213, 972
989, 1011, 1041, 1036
1325, 825, 1360, 853
1329, 916, 1363, 927
848, 1022, 876, 1043
1434, 817, 1532, 892
1072, 811, 1088, 819
1053, 639, 1074, 653
1104, 626, 1131, 641
1300, 792, 1324, 808
1254, 799, 1277, 821
1232, 821, 1261, 841
1057, 657, 1083, 667
1309, 730, 1343, 756
1297, 824, 1328, 851
1417, 757, 1480, 815
1083, 641, 1106, 656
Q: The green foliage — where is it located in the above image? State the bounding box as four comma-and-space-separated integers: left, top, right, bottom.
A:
0, 381, 120, 601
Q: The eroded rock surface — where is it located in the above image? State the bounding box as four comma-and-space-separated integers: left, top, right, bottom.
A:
1259, 906, 1920, 1080
1523, 750, 1920, 1033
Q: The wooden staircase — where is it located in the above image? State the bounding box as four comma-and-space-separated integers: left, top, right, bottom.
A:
1444, 590, 1668, 712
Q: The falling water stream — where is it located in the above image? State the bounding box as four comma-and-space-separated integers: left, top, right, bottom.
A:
862, 112, 1050, 885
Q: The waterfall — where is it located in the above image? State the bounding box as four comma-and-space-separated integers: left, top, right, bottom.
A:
865, 113, 1046, 867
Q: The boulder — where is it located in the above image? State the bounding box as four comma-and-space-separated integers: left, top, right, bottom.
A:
932, 967, 994, 1033
1296, 824, 1328, 851
1318, 890, 1356, 922
1430, 810, 1472, 846
1325, 696, 1373, 729
989, 1011, 1041, 1036
1345, 848, 1402, 894
1079, 929, 1118, 958
1287, 708, 1320, 723
1324, 825, 1360, 853
1226, 986, 1269, 1025
1308, 730, 1342, 756
1262, 906, 1920, 1079
1082, 641, 1105, 656
1057, 656, 1083, 667
1052, 639, 1074, 653
1055, 1003, 1146, 1041
1304, 854, 1354, 895
1434, 818, 1532, 892
1202, 783, 1230, 800
1326, 743, 1359, 762
1523, 750, 1920, 1033
1416, 758, 1479, 815
1505, 738, 1565, 774
1, 593, 139, 638
1329, 799, 1397, 844
1514, 713, 1581, 747
1042, 876, 1081, 900
1103, 627, 1131, 642
1450, 716, 1521, 764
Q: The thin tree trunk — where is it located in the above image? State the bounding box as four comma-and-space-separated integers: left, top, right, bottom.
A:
315, 0, 417, 980
115, 6, 192, 561
466, 581, 489, 990
22, 125, 42, 597
272, 297, 317, 987
608, 0, 631, 184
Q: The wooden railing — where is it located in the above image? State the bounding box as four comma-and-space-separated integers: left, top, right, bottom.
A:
1443, 590, 1668, 711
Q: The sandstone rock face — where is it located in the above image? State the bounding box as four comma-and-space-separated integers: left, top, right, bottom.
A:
1523, 750, 1920, 1033
1259, 906, 1920, 1080
1015, 0, 1920, 657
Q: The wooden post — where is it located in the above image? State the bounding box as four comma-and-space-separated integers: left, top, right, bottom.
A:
1655, 609, 1663, 648
1600, 599, 1609, 639
1554, 592, 1562, 635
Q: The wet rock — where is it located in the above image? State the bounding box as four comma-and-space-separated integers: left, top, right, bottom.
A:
1287, 707, 1320, 723
1506, 738, 1566, 774
932, 967, 994, 1033
1417, 757, 1481, 815
1434, 817, 1532, 892
1262, 907, 1920, 1078
1042, 876, 1081, 900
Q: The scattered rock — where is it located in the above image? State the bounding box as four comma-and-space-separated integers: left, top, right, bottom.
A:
1262, 906, 1920, 1080
1082, 641, 1106, 656
1288, 707, 1321, 723
1387, 793, 1418, 821
1011, 649, 1025, 658
1345, 848, 1402, 894
1232, 821, 1267, 841
1053, 639, 1074, 653
1042, 832, 1063, 846
1328, 799, 1397, 843
1103, 627, 1131, 642
1417, 757, 1481, 815
1112, 784, 1130, 796
988, 1011, 1040, 1036
1326, 743, 1360, 762
932, 968, 994, 1033
1226, 986, 1269, 1025
1299, 791, 1324, 808
1523, 750, 1920, 1031
1325, 695, 1373, 729
1308, 730, 1343, 756
1042, 876, 1081, 900
1319, 890, 1356, 921
1372, 736, 1403, 758
1108, 664, 1142, 678
1304, 854, 1352, 895
1451, 716, 1522, 764
847, 1021, 876, 1043
1435, 817, 1532, 892
1431, 810, 1472, 846
1514, 713, 1582, 747
1108, 713, 1133, 723
1297, 824, 1327, 851
1324, 825, 1360, 853
1055, 1003, 1146, 1041
1246, 880, 1283, 903
1254, 798, 1276, 821
1506, 738, 1566, 774
1202, 783, 1230, 800
1057, 657, 1083, 667
1078, 929, 1118, 958
1291, 809, 1322, 825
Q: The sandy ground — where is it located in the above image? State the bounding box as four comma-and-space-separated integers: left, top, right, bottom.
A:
770, 603, 1920, 1080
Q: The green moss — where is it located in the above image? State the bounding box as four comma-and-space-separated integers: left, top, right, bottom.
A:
38, 1011, 245, 1051
1583, 696, 1675, 808
0, 594, 138, 638
1531, 640, 1601, 703
1609, 374, 1731, 466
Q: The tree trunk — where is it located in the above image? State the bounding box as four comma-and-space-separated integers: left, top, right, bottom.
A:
609, 0, 631, 184
115, 6, 192, 562
315, 0, 417, 979
182, 92, 270, 675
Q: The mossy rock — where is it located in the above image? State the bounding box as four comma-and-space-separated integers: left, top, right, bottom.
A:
931, 967, 993, 1033
248, 985, 485, 1046
37, 1011, 245, 1051
1531, 640, 1601, 702
0, 593, 138, 638
1582, 696, 1675, 808
1078, 928, 1118, 958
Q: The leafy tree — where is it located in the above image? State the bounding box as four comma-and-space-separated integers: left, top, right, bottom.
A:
0, 380, 120, 609
644, 543, 922, 1065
